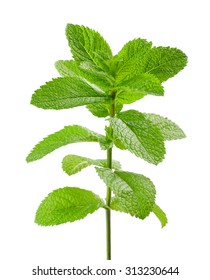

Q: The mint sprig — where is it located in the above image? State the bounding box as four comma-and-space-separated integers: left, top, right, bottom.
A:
26, 23, 187, 260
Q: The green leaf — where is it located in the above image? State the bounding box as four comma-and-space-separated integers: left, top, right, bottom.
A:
116, 90, 146, 105
62, 154, 121, 176
143, 47, 188, 82
118, 73, 164, 96
152, 204, 168, 228
114, 42, 187, 83
143, 113, 186, 140
116, 73, 164, 104
113, 138, 127, 150
112, 38, 152, 79
96, 168, 156, 219
111, 110, 165, 165
55, 60, 114, 91
26, 125, 105, 162
35, 187, 104, 226
87, 102, 123, 118
86, 103, 110, 118
116, 38, 152, 65
31, 77, 109, 110
55, 61, 120, 117
99, 126, 126, 150
65, 24, 112, 70
55, 60, 79, 77
98, 126, 113, 150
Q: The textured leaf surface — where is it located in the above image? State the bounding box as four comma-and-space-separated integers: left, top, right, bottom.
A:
31, 77, 109, 110
152, 204, 168, 227
114, 39, 187, 83
113, 38, 152, 81
143, 113, 186, 140
118, 73, 163, 95
143, 47, 188, 82
26, 125, 105, 162
55, 60, 79, 77
65, 24, 112, 70
116, 74, 164, 104
35, 187, 104, 226
111, 110, 165, 165
96, 168, 156, 219
54, 60, 119, 117
55, 60, 114, 91
62, 154, 121, 176
115, 44, 187, 83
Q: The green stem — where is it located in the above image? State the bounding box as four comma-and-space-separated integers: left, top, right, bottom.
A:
106, 147, 112, 260
106, 97, 116, 260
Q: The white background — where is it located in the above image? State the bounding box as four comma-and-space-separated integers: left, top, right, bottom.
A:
1, 0, 209, 279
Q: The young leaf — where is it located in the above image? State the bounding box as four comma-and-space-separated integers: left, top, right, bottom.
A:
26, 125, 105, 162
143, 113, 186, 140
86, 103, 110, 118
143, 47, 188, 82
96, 168, 156, 219
152, 204, 168, 228
110, 110, 165, 165
62, 154, 121, 176
35, 187, 105, 226
98, 126, 114, 150
113, 138, 127, 150
112, 38, 152, 79
31, 77, 109, 110
65, 24, 112, 70
86, 102, 123, 118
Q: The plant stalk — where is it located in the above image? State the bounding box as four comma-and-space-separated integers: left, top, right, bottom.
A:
106, 147, 112, 260
106, 96, 116, 260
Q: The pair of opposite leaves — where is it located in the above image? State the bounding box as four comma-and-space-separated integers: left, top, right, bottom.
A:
27, 24, 187, 228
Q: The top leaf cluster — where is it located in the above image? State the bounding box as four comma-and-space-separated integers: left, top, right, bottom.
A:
31, 24, 187, 116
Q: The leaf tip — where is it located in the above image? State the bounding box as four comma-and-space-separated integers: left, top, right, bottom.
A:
25, 156, 31, 163
26, 151, 34, 163
152, 204, 168, 228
